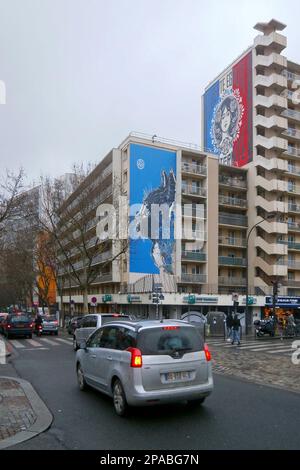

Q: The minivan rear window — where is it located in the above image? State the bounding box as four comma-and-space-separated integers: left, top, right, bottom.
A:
101, 315, 130, 325
10, 315, 30, 323
137, 326, 204, 356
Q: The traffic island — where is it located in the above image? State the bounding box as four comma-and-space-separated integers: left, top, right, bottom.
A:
0, 376, 53, 449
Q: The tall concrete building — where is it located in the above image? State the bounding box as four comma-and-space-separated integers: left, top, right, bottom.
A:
202, 19, 300, 308
57, 19, 300, 325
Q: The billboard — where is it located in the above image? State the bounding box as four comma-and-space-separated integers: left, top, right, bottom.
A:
129, 144, 176, 275
203, 50, 253, 167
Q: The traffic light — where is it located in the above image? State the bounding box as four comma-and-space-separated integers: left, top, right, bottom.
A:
152, 292, 160, 304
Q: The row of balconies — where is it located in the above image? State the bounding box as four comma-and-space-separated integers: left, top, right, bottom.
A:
219, 195, 247, 208
219, 174, 247, 189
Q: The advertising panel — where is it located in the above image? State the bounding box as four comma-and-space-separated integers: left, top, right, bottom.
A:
203, 50, 253, 167
129, 144, 176, 275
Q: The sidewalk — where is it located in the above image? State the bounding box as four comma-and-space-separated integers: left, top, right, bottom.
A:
0, 362, 53, 449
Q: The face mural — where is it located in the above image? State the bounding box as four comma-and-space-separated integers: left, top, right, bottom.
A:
204, 51, 253, 167
129, 144, 177, 275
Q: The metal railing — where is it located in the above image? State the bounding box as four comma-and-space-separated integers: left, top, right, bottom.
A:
288, 260, 300, 269
288, 221, 300, 231
182, 184, 207, 197
180, 273, 207, 283
287, 166, 300, 176
181, 162, 207, 176
218, 256, 247, 266
283, 128, 300, 140
284, 146, 300, 158
282, 108, 300, 122
219, 175, 247, 189
219, 214, 248, 226
181, 251, 207, 261
219, 195, 247, 207
218, 236, 247, 247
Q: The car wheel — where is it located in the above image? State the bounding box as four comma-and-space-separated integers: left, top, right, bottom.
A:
77, 364, 87, 391
113, 379, 129, 417
73, 337, 78, 351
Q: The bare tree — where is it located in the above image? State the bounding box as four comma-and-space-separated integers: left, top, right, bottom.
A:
0, 169, 25, 239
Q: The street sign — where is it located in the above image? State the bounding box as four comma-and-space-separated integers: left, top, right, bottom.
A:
232, 293, 239, 302
90, 297, 97, 307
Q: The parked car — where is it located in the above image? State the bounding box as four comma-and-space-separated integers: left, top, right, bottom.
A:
39, 315, 59, 335
3, 314, 33, 339
75, 319, 213, 416
67, 316, 83, 335
0, 313, 8, 334
73, 314, 131, 350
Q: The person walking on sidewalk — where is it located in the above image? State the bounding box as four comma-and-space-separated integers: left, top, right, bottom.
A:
226, 312, 233, 342
231, 313, 241, 346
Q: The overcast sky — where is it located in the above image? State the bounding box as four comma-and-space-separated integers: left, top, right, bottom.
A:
0, 0, 299, 183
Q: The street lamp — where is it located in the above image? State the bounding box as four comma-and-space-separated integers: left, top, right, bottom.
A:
245, 212, 277, 334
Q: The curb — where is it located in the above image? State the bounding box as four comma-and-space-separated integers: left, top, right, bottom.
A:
0, 376, 53, 450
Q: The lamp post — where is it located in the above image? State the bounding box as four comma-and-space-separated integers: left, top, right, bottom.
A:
245, 212, 277, 334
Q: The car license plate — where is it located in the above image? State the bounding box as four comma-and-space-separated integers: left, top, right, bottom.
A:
165, 371, 190, 382
17, 324, 24, 328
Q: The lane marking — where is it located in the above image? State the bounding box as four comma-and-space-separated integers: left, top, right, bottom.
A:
39, 338, 59, 346
55, 338, 73, 345
9, 340, 25, 349
27, 339, 43, 347
23, 347, 49, 351
268, 348, 294, 354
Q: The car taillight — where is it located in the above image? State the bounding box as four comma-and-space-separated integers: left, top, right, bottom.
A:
7, 324, 11, 329
53, 321, 58, 325
162, 326, 179, 331
112, 314, 120, 317
29, 323, 33, 328
127, 347, 143, 368
38, 325, 43, 330
204, 343, 211, 362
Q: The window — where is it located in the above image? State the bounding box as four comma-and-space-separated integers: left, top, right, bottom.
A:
87, 328, 103, 348
116, 328, 137, 350
123, 171, 128, 184
98, 326, 119, 349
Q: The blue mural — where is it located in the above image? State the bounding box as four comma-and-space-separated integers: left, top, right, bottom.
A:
129, 144, 177, 274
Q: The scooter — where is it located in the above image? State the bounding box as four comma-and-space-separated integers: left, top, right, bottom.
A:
34, 323, 43, 337
254, 318, 276, 337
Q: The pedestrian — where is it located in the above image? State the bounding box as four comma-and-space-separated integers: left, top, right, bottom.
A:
231, 313, 241, 345
226, 312, 233, 341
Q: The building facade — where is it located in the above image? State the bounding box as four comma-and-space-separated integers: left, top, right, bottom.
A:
57, 19, 300, 325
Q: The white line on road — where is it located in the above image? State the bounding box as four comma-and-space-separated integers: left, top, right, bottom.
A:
236, 343, 294, 351
268, 348, 294, 354
23, 347, 49, 351
27, 339, 43, 347
9, 340, 25, 349
55, 338, 73, 345
39, 338, 59, 346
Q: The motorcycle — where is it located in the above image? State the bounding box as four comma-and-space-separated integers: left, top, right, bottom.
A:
34, 323, 43, 337
254, 318, 276, 337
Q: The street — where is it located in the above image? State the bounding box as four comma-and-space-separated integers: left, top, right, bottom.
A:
2, 334, 300, 450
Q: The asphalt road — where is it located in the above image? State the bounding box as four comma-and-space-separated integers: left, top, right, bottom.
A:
6, 337, 300, 450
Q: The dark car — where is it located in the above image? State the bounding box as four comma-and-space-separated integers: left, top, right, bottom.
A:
67, 316, 83, 335
3, 314, 33, 339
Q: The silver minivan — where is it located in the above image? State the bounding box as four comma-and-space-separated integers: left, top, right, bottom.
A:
75, 320, 213, 416
73, 314, 131, 350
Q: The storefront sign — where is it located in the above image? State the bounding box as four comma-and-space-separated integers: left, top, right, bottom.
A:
265, 296, 300, 307
127, 295, 141, 303
183, 295, 218, 304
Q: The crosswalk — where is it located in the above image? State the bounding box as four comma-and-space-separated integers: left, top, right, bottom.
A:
3, 336, 73, 353
206, 338, 297, 356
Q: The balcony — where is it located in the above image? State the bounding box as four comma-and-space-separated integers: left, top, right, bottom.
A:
281, 279, 300, 288
255, 73, 287, 91
181, 162, 207, 177
255, 94, 287, 111
288, 260, 300, 269
288, 203, 300, 213
278, 240, 300, 250
218, 277, 246, 286
181, 251, 207, 262
218, 256, 247, 267
219, 213, 247, 227
91, 273, 113, 284
282, 127, 300, 142
288, 221, 300, 232
287, 184, 300, 195
282, 108, 300, 123
283, 146, 300, 159
219, 195, 247, 208
283, 70, 300, 82
219, 175, 247, 189
180, 273, 207, 284
218, 236, 247, 247
182, 184, 207, 198
287, 165, 300, 177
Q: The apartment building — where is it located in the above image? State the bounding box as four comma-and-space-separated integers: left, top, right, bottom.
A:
57, 19, 300, 324
202, 19, 300, 307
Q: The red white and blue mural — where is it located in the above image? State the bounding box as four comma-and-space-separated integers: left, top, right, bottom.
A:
203, 51, 253, 167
